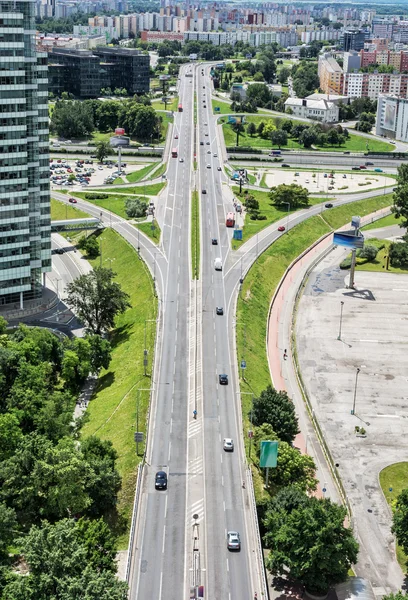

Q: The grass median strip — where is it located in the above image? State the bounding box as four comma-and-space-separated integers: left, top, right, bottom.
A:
191, 190, 200, 279
135, 220, 161, 245
51, 197, 90, 220
82, 227, 157, 548
126, 163, 158, 183
236, 195, 394, 474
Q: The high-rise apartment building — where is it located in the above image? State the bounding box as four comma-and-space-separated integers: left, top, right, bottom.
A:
0, 0, 51, 307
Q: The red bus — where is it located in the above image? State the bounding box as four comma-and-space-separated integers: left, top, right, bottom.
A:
171, 148, 178, 158
178, 103, 183, 112
226, 212, 235, 227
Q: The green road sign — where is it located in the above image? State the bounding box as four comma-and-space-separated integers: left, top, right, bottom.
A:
260, 441, 278, 468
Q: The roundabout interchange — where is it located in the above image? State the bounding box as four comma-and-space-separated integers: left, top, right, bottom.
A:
51, 61, 404, 598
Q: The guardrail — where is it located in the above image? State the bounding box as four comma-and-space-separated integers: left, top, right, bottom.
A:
247, 467, 269, 599
125, 462, 144, 583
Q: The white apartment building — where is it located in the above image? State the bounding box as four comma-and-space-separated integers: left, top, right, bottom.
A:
376, 94, 408, 141
284, 98, 339, 122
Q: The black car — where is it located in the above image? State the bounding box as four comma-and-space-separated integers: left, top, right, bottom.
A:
219, 374, 228, 385
155, 471, 167, 490
212, 238, 218, 245
352, 166, 360, 170
55, 248, 64, 255
281, 163, 290, 168
217, 166, 222, 171
325, 203, 333, 208
200, 141, 204, 145
202, 189, 206, 194
216, 307, 224, 315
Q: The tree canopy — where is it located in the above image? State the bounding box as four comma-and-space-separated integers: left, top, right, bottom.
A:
263, 489, 359, 593
66, 267, 131, 335
269, 184, 309, 211
251, 385, 299, 444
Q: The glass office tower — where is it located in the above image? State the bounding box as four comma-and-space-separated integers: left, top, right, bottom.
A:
0, 0, 51, 308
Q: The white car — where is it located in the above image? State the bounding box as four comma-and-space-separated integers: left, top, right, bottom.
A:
179, 158, 184, 162
207, 164, 211, 169
98, 166, 103, 170
213, 153, 217, 157
227, 531, 241, 551
223, 438, 234, 451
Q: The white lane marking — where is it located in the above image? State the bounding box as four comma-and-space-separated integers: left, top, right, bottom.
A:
159, 572, 163, 600
162, 526, 166, 554
222, 475, 224, 487
170, 419, 173, 433
226, 559, 229, 573
165, 495, 168, 518
168, 442, 171, 462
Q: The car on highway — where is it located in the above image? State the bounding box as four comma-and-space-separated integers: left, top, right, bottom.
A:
207, 164, 211, 168
281, 163, 290, 168
214, 257, 222, 270
217, 166, 222, 171
203, 105, 206, 108
200, 141, 204, 145
295, 172, 299, 176
227, 531, 241, 551
204, 122, 208, 126
207, 150, 211, 154
223, 438, 234, 451
278, 226, 285, 232
365, 161, 374, 166
219, 374, 228, 385
202, 189, 206, 194
325, 203, 333, 208
175, 134, 178, 139
68, 197, 77, 203
55, 248, 64, 254
155, 471, 167, 490
359, 165, 367, 169
352, 166, 360, 170
213, 153, 217, 157
374, 168, 383, 172
343, 174, 347, 178
179, 158, 184, 162
216, 306, 224, 315
212, 238, 218, 245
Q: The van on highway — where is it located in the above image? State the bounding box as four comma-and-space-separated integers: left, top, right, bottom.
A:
214, 258, 222, 271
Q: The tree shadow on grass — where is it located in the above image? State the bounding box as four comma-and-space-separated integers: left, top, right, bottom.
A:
109, 323, 132, 349
95, 370, 115, 394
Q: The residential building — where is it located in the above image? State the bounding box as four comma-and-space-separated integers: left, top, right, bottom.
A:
318, 53, 344, 95
284, 97, 339, 123
0, 0, 51, 307
140, 31, 184, 44
306, 93, 350, 105
300, 28, 342, 44
376, 94, 408, 141
344, 72, 408, 98
343, 51, 361, 73
48, 47, 149, 97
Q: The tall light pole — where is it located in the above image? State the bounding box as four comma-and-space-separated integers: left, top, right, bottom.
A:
351, 367, 360, 415
337, 300, 344, 340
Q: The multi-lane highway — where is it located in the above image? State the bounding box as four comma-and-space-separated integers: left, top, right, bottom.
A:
49, 60, 399, 600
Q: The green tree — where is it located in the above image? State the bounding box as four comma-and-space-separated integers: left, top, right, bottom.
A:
271, 129, 288, 149
87, 334, 112, 374
51, 100, 94, 139
82, 235, 100, 259
356, 120, 372, 133
359, 244, 378, 261
2, 519, 127, 599
269, 183, 309, 210
299, 127, 318, 148
0, 502, 17, 560
381, 593, 408, 600
243, 194, 259, 212
278, 67, 291, 84
252, 71, 264, 82
96, 140, 111, 164
0, 413, 24, 461
392, 488, 408, 557
119, 101, 160, 141
327, 128, 339, 146
96, 100, 120, 132
247, 122, 256, 137
66, 268, 131, 335
268, 441, 317, 492
245, 83, 271, 108
392, 163, 408, 231
232, 121, 245, 146
280, 119, 293, 134
257, 121, 265, 136
251, 385, 299, 443
125, 197, 147, 218
263, 493, 359, 594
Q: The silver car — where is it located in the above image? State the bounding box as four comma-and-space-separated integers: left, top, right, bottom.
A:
227, 531, 241, 551
223, 438, 234, 451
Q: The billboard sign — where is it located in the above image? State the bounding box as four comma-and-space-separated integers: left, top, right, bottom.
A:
351, 216, 361, 229
333, 230, 364, 249
384, 101, 397, 131
115, 128, 125, 136
110, 136, 130, 147
260, 441, 278, 468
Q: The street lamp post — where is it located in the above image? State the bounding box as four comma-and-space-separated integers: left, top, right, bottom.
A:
351, 367, 361, 415
337, 300, 344, 340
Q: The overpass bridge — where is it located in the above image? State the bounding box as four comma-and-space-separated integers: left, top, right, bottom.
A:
51, 218, 104, 233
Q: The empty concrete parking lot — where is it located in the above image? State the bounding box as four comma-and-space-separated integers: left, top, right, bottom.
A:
296, 246, 408, 595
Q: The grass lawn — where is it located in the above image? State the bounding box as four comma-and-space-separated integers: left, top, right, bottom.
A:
342, 237, 408, 275
51, 197, 89, 221
379, 463, 408, 569
152, 96, 179, 111
106, 182, 166, 196
231, 186, 323, 249
112, 177, 125, 185
191, 190, 199, 279
150, 162, 167, 179
135, 220, 161, 244
222, 116, 394, 153
237, 194, 400, 499
322, 194, 393, 230
212, 98, 232, 115
82, 228, 157, 548
126, 163, 158, 183
72, 193, 131, 219
362, 213, 402, 231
